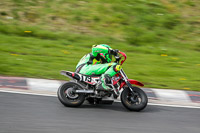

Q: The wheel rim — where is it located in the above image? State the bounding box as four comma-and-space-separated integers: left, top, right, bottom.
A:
62, 86, 81, 103
126, 92, 142, 105
65, 87, 79, 99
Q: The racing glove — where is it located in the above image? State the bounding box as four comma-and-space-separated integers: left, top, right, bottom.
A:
110, 49, 119, 56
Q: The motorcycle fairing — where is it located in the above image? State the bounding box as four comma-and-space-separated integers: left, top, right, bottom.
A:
120, 79, 144, 89
128, 79, 144, 86
61, 70, 99, 85
61, 70, 143, 87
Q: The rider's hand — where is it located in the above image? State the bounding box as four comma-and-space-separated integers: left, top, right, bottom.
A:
110, 49, 119, 56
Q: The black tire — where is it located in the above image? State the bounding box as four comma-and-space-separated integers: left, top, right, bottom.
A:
121, 86, 148, 111
86, 97, 95, 104
57, 82, 85, 107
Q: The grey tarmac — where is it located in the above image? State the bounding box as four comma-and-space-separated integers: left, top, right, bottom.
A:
1, 76, 200, 106
0, 92, 200, 133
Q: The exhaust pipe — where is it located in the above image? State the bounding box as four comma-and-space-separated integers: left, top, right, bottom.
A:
75, 90, 94, 94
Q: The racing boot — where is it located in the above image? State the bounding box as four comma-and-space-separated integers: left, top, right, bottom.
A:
96, 74, 112, 91
97, 64, 122, 91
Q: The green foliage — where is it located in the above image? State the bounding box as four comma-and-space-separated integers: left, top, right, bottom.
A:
0, 0, 200, 91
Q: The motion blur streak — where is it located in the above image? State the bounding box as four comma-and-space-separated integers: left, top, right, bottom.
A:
0, 92, 200, 133
1, 90, 200, 109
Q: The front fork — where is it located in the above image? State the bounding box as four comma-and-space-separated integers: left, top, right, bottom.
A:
120, 69, 135, 93
106, 69, 135, 96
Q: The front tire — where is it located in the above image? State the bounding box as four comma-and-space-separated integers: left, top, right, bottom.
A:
121, 86, 148, 111
57, 82, 85, 107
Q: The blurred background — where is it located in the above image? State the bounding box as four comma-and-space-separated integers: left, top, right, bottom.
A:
0, 0, 199, 91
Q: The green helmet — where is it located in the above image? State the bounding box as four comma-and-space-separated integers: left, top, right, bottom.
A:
99, 44, 111, 49
99, 44, 112, 63
92, 44, 112, 63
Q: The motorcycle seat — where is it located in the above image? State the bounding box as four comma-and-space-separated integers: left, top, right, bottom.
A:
77, 73, 101, 77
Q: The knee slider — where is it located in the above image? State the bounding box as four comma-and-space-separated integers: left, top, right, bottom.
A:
113, 65, 122, 72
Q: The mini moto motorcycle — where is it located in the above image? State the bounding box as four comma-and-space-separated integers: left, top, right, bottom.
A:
57, 51, 148, 111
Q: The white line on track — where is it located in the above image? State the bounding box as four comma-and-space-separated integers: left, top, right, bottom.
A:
147, 103, 200, 109
1, 89, 200, 109
0, 89, 57, 97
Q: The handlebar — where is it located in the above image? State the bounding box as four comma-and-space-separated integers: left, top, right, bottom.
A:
114, 51, 127, 65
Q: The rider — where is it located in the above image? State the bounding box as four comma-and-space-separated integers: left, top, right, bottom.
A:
76, 44, 122, 91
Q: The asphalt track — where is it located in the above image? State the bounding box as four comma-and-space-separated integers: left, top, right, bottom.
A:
0, 92, 200, 133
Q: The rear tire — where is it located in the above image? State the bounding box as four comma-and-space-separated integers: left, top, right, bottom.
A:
57, 82, 85, 107
86, 97, 95, 104
121, 86, 148, 111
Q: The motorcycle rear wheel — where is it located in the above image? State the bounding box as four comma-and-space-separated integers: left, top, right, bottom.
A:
57, 82, 85, 107
121, 86, 148, 111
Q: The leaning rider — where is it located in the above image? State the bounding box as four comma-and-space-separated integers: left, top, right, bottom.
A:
75, 44, 122, 91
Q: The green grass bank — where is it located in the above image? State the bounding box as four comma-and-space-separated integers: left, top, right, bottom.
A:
0, 0, 200, 91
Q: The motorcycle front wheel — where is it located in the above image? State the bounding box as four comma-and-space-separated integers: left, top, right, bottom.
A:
121, 86, 148, 111
57, 82, 85, 107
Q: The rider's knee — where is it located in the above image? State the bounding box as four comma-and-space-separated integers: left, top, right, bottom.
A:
113, 64, 122, 72
107, 62, 122, 72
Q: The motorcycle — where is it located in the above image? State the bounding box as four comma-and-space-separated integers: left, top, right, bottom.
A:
57, 51, 148, 111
